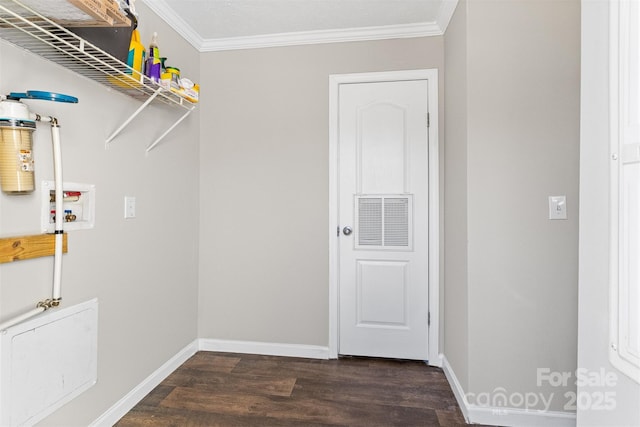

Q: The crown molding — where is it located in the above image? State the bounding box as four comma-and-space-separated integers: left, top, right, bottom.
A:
437, 0, 459, 32
139, 0, 206, 49
141, 0, 458, 52
199, 22, 442, 52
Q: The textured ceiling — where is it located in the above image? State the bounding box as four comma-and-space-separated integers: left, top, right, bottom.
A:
140, 0, 457, 51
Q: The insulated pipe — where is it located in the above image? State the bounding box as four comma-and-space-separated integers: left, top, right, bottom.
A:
31, 114, 63, 304
0, 115, 63, 332
49, 117, 63, 303
0, 306, 45, 331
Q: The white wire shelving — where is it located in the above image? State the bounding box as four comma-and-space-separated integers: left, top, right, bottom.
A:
0, 0, 196, 151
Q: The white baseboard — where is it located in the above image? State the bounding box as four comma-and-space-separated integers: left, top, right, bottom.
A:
466, 405, 577, 427
441, 354, 471, 423
89, 340, 198, 427
198, 338, 330, 359
441, 356, 577, 427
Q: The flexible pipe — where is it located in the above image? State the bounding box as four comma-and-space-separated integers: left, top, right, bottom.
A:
50, 119, 63, 301
0, 115, 63, 332
32, 115, 63, 302
0, 306, 46, 331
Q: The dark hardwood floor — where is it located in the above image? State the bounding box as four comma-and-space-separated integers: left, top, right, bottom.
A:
116, 351, 467, 426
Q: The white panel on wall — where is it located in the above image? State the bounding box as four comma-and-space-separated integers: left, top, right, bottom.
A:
0, 299, 98, 426
610, 0, 640, 384
622, 165, 640, 359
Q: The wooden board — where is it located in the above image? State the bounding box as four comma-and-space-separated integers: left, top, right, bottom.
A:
19, 0, 131, 27
66, 0, 130, 27
67, 0, 111, 25
0, 234, 68, 264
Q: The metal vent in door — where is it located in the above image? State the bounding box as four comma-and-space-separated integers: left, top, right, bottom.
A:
355, 195, 412, 250
358, 198, 383, 246
384, 198, 410, 246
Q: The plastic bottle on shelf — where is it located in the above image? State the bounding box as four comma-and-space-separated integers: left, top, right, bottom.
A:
167, 67, 181, 90
144, 32, 161, 82
126, 28, 145, 80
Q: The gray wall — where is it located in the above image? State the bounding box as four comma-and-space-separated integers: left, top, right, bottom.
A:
198, 38, 444, 346
443, 0, 469, 392
0, 3, 200, 425
444, 0, 580, 412
578, 2, 640, 424
0, 0, 592, 423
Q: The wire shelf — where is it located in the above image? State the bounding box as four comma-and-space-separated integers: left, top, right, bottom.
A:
0, 0, 194, 110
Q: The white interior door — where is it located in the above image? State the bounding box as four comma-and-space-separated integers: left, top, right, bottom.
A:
338, 79, 430, 360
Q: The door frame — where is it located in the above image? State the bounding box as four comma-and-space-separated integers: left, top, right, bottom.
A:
328, 69, 440, 365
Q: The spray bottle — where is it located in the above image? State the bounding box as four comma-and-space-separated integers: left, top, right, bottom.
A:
126, 21, 145, 81
144, 32, 161, 83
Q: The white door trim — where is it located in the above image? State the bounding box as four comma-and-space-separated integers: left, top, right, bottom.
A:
328, 69, 440, 365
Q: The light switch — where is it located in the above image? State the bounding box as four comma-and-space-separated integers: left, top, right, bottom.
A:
549, 195, 567, 220
124, 196, 136, 219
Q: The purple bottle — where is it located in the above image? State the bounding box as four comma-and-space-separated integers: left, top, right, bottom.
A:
144, 32, 161, 82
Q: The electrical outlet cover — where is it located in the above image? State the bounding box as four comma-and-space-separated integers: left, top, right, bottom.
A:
549, 195, 567, 220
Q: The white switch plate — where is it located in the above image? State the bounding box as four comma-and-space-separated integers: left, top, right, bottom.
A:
124, 196, 136, 219
549, 195, 567, 220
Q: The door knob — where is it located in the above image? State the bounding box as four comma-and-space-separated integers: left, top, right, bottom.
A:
342, 226, 353, 236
